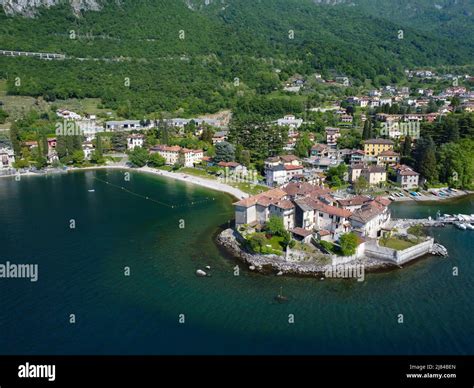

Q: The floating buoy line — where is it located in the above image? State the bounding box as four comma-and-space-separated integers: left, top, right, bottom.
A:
92, 176, 216, 209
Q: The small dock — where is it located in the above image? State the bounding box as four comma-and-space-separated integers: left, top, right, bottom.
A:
392, 213, 474, 229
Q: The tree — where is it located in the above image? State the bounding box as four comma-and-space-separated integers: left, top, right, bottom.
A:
9, 123, 22, 156
265, 215, 286, 237
200, 126, 214, 143
249, 233, 267, 253
408, 224, 425, 241
326, 164, 348, 188
401, 135, 412, 157
362, 118, 372, 140
353, 176, 369, 194
128, 147, 149, 167
339, 233, 358, 256
39, 133, 48, 158
35, 154, 48, 169
294, 132, 312, 157
110, 132, 128, 152
90, 150, 105, 164
214, 141, 235, 163
414, 137, 437, 183
148, 152, 166, 168
71, 150, 85, 166
56, 135, 68, 160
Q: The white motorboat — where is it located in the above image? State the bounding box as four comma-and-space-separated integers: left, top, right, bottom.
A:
455, 222, 467, 230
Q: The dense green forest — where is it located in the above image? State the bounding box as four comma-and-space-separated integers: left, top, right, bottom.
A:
0, 0, 472, 116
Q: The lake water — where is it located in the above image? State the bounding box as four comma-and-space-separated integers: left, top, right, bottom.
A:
0, 170, 473, 355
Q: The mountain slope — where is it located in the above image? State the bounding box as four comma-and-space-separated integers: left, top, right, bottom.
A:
0, 0, 472, 116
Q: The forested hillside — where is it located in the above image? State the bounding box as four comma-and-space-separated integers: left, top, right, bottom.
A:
0, 0, 472, 116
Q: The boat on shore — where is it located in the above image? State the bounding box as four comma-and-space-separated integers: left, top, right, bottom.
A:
454, 222, 467, 230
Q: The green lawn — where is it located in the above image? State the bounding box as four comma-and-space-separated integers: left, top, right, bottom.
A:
267, 236, 284, 251
380, 237, 417, 251
179, 167, 269, 195
179, 167, 216, 179
54, 98, 109, 116
230, 182, 269, 196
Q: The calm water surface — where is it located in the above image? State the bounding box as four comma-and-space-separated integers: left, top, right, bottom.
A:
0, 170, 473, 355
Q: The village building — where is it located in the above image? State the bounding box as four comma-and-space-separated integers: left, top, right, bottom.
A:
276, 115, 303, 132
127, 134, 145, 150
349, 198, 391, 238
361, 165, 387, 186
56, 109, 82, 120
150, 145, 203, 167
377, 150, 400, 165
363, 138, 394, 157
326, 127, 341, 148
106, 120, 145, 131
396, 165, 420, 189
0, 147, 15, 169
310, 144, 329, 158
212, 131, 228, 144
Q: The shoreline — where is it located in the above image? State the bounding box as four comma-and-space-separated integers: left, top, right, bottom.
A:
0, 165, 249, 201
216, 228, 400, 278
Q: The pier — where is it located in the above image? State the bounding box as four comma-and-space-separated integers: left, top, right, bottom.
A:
392, 213, 474, 229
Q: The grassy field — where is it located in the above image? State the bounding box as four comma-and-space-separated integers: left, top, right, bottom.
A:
179, 167, 216, 179
54, 98, 110, 116
0, 80, 40, 122
179, 167, 269, 195
230, 182, 269, 196
380, 237, 417, 251
0, 79, 110, 124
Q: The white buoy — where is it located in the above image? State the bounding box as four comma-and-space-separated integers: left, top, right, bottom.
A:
205, 265, 211, 270
277, 271, 283, 276
249, 265, 256, 271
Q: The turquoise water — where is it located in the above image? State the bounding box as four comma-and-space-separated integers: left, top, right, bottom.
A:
0, 170, 473, 355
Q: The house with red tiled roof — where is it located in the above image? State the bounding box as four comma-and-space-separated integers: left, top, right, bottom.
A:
150, 145, 203, 167
377, 150, 400, 166
349, 200, 391, 238
396, 165, 420, 189
234, 188, 288, 228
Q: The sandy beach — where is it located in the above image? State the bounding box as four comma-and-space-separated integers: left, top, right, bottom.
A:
0, 165, 249, 201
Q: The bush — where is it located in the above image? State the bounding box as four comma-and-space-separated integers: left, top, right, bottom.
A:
339, 233, 359, 256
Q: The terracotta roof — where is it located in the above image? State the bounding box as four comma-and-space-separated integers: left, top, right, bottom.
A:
350, 203, 386, 223
283, 182, 322, 197
218, 161, 241, 168
364, 138, 394, 145
378, 150, 399, 157
154, 145, 181, 152
311, 144, 328, 151
350, 163, 366, 170
234, 188, 287, 208
313, 203, 352, 218
374, 196, 391, 207
291, 228, 313, 238
337, 196, 371, 208
272, 200, 295, 210
284, 165, 304, 171
280, 155, 300, 163
397, 165, 419, 176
